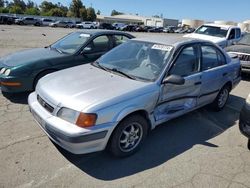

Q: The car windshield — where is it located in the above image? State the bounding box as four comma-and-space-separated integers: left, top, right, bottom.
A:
195, 25, 228, 38
238, 34, 250, 45
51, 32, 90, 54
95, 41, 173, 82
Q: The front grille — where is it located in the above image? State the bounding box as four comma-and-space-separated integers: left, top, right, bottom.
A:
37, 95, 54, 113
237, 53, 250, 61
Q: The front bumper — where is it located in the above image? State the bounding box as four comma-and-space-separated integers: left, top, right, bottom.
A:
241, 61, 250, 74
28, 92, 115, 154
239, 103, 250, 138
0, 74, 33, 93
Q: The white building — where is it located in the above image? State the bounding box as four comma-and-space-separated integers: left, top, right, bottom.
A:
96, 14, 179, 27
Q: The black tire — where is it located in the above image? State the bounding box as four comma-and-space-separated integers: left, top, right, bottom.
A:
109, 114, 149, 157
33, 70, 55, 90
35, 22, 41, 26
211, 85, 230, 111
248, 139, 250, 150
19, 21, 24, 25
90, 26, 94, 29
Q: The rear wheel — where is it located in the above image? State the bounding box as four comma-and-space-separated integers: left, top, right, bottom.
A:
109, 115, 148, 157
211, 85, 230, 111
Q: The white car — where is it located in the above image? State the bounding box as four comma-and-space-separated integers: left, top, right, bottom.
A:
76, 21, 96, 29
40, 18, 54, 26
184, 24, 242, 48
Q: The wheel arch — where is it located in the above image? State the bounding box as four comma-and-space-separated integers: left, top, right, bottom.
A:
33, 69, 58, 89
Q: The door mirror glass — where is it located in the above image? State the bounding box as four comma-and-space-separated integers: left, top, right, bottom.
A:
82, 46, 92, 54
162, 75, 185, 85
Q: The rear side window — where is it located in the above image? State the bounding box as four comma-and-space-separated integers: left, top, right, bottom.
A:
236, 29, 241, 38
170, 46, 199, 77
228, 29, 236, 39
91, 35, 110, 52
201, 45, 226, 70
114, 35, 130, 46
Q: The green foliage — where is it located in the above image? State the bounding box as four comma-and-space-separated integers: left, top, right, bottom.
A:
0, 7, 9, 13
0, 0, 4, 7
96, 10, 100, 15
111, 9, 123, 16
69, 0, 83, 18
79, 7, 87, 20
26, 0, 35, 9
48, 8, 67, 17
25, 7, 40, 15
12, 0, 26, 11
40, 1, 56, 13
9, 5, 23, 14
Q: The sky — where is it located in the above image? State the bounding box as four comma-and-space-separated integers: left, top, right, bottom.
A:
28, 0, 250, 22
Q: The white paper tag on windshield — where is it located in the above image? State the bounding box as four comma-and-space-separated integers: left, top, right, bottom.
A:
80, 33, 91, 38
152, 44, 173, 51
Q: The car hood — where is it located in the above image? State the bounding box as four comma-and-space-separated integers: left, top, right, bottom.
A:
0, 48, 66, 67
184, 33, 225, 44
37, 64, 155, 112
225, 44, 250, 54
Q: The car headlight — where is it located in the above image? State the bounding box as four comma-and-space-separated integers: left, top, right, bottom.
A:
4, 69, 11, 76
0, 68, 6, 74
57, 107, 97, 128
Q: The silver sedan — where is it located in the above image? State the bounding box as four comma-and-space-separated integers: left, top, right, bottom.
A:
29, 36, 241, 157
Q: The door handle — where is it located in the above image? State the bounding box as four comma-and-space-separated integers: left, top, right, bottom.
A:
223, 73, 228, 76
194, 81, 202, 85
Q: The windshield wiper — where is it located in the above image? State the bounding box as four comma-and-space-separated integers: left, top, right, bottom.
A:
92, 61, 109, 71
55, 48, 63, 54
110, 68, 136, 80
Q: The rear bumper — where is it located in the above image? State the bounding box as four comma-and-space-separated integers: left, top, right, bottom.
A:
28, 92, 115, 154
239, 103, 250, 138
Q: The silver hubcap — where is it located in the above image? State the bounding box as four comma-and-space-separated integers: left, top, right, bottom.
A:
119, 122, 143, 152
218, 89, 229, 108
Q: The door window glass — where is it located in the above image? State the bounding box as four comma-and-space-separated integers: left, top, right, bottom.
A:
114, 35, 130, 46
201, 45, 226, 70
91, 35, 110, 52
228, 29, 235, 39
170, 46, 199, 77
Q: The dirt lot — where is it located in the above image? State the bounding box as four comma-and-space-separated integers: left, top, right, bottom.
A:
0, 25, 250, 188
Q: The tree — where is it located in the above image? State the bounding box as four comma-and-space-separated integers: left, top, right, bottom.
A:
48, 7, 66, 17
0, 7, 9, 13
79, 6, 87, 20
96, 9, 100, 15
12, 0, 26, 11
86, 7, 96, 21
9, 5, 23, 14
25, 7, 40, 15
69, 0, 83, 18
0, 0, 4, 7
40, 1, 56, 13
111, 9, 123, 16
26, 0, 35, 8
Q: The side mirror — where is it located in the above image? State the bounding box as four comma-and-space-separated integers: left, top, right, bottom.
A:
162, 75, 185, 85
81, 46, 92, 54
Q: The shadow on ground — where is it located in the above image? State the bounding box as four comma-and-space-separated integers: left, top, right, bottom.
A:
54, 94, 245, 181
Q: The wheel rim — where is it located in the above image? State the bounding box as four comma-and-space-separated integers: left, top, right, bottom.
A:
218, 88, 229, 108
119, 122, 143, 152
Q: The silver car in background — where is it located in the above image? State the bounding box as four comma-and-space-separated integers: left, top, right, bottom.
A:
29, 37, 241, 157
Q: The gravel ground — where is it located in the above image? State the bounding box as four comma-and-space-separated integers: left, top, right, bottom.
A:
0, 25, 250, 188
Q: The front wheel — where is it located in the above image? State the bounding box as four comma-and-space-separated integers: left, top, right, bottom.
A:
109, 115, 149, 157
211, 85, 230, 111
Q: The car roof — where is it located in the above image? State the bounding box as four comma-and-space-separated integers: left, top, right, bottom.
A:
75, 29, 134, 37
202, 23, 239, 29
131, 35, 205, 47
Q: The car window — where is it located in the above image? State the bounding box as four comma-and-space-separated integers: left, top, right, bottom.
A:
114, 35, 130, 46
91, 35, 110, 52
228, 29, 235, 40
236, 29, 241, 39
201, 45, 226, 71
169, 46, 199, 77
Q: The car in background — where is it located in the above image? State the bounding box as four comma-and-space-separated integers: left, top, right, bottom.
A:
15, 17, 42, 26
40, 18, 54, 26
113, 22, 126, 30
121, 24, 137, 32
0, 30, 134, 93
184, 24, 242, 48
28, 37, 241, 157
163, 26, 176, 33
49, 21, 73, 28
148, 27, 164, 33
239, 94, 250, 150
0, 15, 15, 25
66, 21, 76, 28
76, 21, 96, 29
226, 33, 250, 74
98, 23, 115, 30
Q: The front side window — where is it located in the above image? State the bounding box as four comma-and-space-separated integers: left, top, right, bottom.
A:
95, 41, 173, 81
51, 32, 90, 54
228, 29, 235, 40
90, 35, 110, 52
170, 46, 199, 77
201, 45, 226, 70
236, 29, 241, 39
